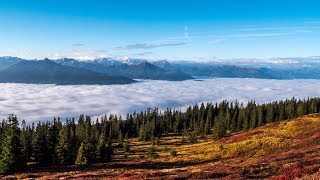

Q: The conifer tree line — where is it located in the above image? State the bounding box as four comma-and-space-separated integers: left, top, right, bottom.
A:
0, 97, 319, 174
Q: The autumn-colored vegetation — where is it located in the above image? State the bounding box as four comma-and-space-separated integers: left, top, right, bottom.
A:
2, 113, 320, 179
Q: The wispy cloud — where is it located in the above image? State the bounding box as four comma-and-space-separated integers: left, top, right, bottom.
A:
130, 52, 153, 56
0, 48, 109, 60
1, 48, 50, 60
208, 38, 229, 44
72, 43, 85, 47
232, 32, 296, 38
208, 31, 307, 45
115, 42, 188, 50
69, 49, 105, 54
240, 27, 305, 31
184, 26, 190, 40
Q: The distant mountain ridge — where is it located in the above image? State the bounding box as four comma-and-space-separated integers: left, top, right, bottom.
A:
3, 56, 320, 82
0, 56, 25, 71
0, 59, 135, 85
102, 62, 192, 81
54, 58, 192, 81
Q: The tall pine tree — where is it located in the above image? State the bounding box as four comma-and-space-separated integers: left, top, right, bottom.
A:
0, 115, 25, 174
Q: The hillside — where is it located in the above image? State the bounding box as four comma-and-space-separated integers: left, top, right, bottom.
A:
8, 114, 320, 179
0, 59, 135, 85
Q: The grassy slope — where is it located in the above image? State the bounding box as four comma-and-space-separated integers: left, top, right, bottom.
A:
7, 114, 320, 179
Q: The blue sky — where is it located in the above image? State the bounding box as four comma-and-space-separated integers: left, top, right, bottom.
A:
0, 0, 320, 60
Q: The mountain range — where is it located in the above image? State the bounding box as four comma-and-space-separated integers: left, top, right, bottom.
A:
0, 59, 135, 85
54, 58, 192, 81
1, 56, 320, 85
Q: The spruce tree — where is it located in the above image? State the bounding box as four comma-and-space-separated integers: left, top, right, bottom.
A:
75, 117, 96, 165
225, 109, 231, 130
257, 106, 265, 127
230, 109, 238, 132
96, 132, 108, 162
250, 108, 258, 129
0, 115, 25, 174
33, 123, 51, 166
75, 142, 88, 165
118, 130, 123, 146
204, 118, 211, 135
56, 127, 72, 165
212, 112, 226, 140
20, 120, 33, 162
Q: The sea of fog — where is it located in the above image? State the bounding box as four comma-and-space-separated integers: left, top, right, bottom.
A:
0, 78, 320, 122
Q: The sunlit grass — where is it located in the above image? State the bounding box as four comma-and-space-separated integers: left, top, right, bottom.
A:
123, 114, 320, 166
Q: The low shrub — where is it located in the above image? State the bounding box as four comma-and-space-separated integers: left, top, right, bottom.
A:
170, 149, 178, 157
146, 145, 158, 158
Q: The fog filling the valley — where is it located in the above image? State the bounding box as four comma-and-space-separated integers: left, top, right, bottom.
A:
1, 78, 320, 122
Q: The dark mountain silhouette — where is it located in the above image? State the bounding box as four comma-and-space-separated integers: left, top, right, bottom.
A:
102, 62, 193, 81
0, 59, 135, 85
172, 64, 280, 79
55, 58, 193, 81
3, 56, 320, 81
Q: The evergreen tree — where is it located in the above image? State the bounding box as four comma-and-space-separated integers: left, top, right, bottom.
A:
33, 123, 51, 166
204, 117, 211, 135
75, 142, 88, 165
257, 106, 265, 127
56, 126, 73, 165
250, 108, 258, 129
225, 109, 231, 130
84, 116, 96, 163
123, 133, 130, 152
212, 112, 226, 140
96, 132, 108, 162
0, 115, 25, 174
297, 102, 306, 117
75, 117, 96, 165
266, 105, 275, 123
20, 120, 33, 162
47, 118, 61, 165
118, 130, 123, 146
230, 108, 238, 132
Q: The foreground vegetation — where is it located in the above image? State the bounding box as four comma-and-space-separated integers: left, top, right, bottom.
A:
1, 113, 319, 179
0, 97, 320, 178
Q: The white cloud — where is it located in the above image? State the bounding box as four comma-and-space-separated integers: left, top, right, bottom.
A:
1, 78, 320, 123
66, 49, 106, 60
1, 49, 42, 60
0, 48, 108, 60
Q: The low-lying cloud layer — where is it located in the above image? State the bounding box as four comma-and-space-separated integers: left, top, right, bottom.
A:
0, 78, 320, 122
